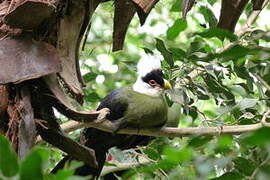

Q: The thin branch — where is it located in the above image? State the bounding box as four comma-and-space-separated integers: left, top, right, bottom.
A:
59, 120, 263, 138
35, 108, 270, 144
222, 0, 270, 52
236, 0, 270, 37
181, 1, 270, 83
260, 109, 270, 127
254, 74, 270, 92
97, 108, 269, 177
249, 155, 269, 180
100, 156, 150, 176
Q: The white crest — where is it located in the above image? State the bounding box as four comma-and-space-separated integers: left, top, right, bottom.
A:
133, 54, 163, 96
137, 54, 161, 77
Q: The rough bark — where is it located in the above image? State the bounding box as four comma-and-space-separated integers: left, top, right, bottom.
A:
0, 85, 8, 133
18, 86, 36, 159
0, 35, 61, 84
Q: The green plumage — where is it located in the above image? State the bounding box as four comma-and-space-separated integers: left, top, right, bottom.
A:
166, 103, 181, 127
111, 87, 168, 129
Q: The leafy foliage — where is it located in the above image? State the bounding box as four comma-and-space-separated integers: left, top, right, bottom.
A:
78, 0, 270, 179
0, 135, 87, 180
2, 0, 270, 179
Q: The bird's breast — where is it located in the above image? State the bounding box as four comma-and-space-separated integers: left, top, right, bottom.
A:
124, 92, 168, 128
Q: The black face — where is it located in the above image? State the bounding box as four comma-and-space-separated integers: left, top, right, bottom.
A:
142, 69, 164, 88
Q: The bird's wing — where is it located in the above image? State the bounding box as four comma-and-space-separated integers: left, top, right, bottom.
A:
97, 88, 128, 122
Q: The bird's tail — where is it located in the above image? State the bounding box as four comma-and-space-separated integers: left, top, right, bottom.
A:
52, 128, 116, 178
52, 128, 152, 178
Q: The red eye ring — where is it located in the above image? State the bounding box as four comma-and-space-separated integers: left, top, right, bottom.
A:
149, 80, 157, 86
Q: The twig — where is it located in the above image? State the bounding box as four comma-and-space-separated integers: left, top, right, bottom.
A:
36, 119, 262, 144
182, 1, 270, 82
260, 109, 270, 127
58, 109, 270, 138
236, 0, 270, 37
35, 108, 270, 145
249, 155, 269, 180
222, 0, 270, 52
254, 74, 270, 92
100, 156, 150, 176
5, 0, 15, 15
59, 120, 263, 138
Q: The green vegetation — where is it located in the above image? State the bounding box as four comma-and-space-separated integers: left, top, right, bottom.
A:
1, 0, 270, 179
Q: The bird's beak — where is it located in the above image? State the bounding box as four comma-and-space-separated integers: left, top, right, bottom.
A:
164, 79, 172, 89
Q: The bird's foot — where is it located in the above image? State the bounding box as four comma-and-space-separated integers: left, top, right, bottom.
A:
95, 108, 110, 123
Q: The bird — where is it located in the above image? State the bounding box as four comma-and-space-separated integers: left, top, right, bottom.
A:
52, 54, 172, 179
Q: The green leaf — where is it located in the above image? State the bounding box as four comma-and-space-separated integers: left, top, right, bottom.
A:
207, 0, 217, 5
234, 67, 254, 92
163, 146, 192, 164
242, 127, 270, 146
197, 28, 238, 41
196, 86, 210, 100
169, 47, 186, 60
85, 91, 100, 102
189, 106, 198, 121
199, 6, 218, 28
83, 73, 97, 82
204, 74, 234, 100
142, 47, 154, 55
216, 135, 233, 153
0, 135, 19, 177
143, 148, 160, 161
234, 98, 257, 111
233, 157, 256, 176
170, 0, 182, 12
104, 161, 117, 167
20, 149, 44, 180
215, 45, 251, 61
54, 170, 74, 180
188, 136, 212, 148
188, 40, 205, 54
211, 172, 243, 180
166, 18, 187, 40
155, 38, 174, 68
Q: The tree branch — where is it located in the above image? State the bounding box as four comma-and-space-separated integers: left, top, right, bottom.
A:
236, 0, 270, 37
38, 108, 268, 142
260, 109, 270, 127
180, 1, 270, 84
100, 156, 150, 176
59, 119, 264, 138
39, 107, 270, 144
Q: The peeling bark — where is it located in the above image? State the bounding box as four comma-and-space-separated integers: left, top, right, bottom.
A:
56, 0, 101, 104
0, 85, 8, 133
0, 85, 8, 117
132, 0, 158, 25
132, 0, 158, 13
18, 86, 36, 159
0, 35, 61, 84
4, 0, 57, 30
44, 74, 101, 122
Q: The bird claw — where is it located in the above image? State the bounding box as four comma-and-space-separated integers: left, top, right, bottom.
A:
95, 108, 110, 123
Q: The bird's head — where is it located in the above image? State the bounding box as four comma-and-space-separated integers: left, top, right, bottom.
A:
132, 54, 172, 96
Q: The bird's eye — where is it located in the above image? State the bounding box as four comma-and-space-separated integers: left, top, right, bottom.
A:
148, 80, 157, 86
